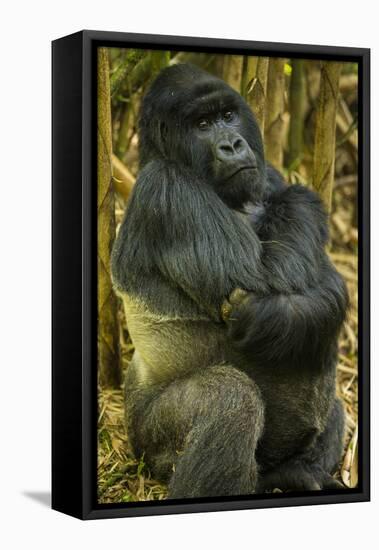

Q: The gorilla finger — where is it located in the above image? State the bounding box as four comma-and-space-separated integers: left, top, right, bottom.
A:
221, 299, 233, 322
299, 476, 322, 492
229, 288, 249, 306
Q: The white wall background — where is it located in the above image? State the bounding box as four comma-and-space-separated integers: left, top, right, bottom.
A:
0, 1, 376, 548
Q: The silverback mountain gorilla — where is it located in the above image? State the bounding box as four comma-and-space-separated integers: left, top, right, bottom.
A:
111, 63, 348, 498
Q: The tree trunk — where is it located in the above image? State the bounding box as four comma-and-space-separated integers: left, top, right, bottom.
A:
98, 48, 121, 388
288, 59, 306, 170
264, 58, 286, 170
312, 62, 342, 213
242, 57, 269, 135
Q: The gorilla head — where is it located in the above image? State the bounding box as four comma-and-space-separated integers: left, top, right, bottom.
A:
138, 63, 268, 209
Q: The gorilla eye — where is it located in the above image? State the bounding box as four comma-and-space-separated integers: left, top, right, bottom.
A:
223, 111, 234, 122
197, 118, 210, 131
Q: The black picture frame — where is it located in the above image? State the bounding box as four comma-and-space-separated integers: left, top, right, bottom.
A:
52, 30, 370, 520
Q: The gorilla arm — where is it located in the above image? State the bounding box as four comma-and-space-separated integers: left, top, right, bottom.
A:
225, 184, 348, 366
112, 159, 267, 321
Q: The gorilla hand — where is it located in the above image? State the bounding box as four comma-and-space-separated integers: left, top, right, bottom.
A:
221, 288, 250, 322
223, 287, 314, 366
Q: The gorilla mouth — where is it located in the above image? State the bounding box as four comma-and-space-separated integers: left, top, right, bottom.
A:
226, 165, 257, 181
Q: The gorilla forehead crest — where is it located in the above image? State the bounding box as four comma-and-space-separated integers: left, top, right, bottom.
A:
144, 64, 239, 114
138, 65, 229, 144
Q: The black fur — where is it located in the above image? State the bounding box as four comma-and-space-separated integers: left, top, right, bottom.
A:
111, 64, 348, 498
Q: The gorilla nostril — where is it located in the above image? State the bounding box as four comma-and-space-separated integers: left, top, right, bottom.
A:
219, 143, 234, 155
233, 138, 245, 154
216, 142, 234, 160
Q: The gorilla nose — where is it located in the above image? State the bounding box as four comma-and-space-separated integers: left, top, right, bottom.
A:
215, 136, 255, 165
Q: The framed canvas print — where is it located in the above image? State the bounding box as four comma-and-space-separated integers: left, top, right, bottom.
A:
52, 30, 370, 519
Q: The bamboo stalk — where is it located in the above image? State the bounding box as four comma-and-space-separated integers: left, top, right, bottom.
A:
114, 103, 132, 160
288, 59, 306, 170
243, 57, 269, 135
312, 62, 342, 212
98, 48, 121, 388
110, 50, 145, 98
222, 55, 243, 92
265, 58, 286, 170
112, 154, 135, 201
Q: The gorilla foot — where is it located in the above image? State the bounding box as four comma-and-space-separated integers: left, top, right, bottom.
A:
258, 461, 344, 493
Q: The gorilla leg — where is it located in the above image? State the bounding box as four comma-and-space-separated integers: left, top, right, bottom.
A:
125, 363, 265, 499
259, 398, 345, 492
309, 397, 345, 474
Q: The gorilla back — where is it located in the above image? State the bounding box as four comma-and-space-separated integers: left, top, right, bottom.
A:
111, 63, 348, 498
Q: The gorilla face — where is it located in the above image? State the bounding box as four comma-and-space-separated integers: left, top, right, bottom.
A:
138, 64, 268, 209
188, 93, 266, 208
